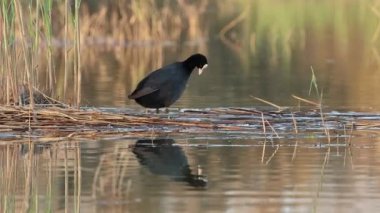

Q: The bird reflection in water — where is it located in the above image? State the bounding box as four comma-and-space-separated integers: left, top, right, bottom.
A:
133, 138, 207, 188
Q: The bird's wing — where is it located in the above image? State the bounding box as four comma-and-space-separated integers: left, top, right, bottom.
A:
128, 64, 180, 99
128, 86, 159, 99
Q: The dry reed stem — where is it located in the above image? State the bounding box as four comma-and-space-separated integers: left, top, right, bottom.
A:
343, 125, 348, 167
261, 113, 266, 136
348, 122, 354, 146
14, 0, 35, 110
291, 112, 298, 161
251, 96, 288, 112
291, 112, 298, 134
260, 113, 267, 163
291, 95, 320, 107
261, 119, 281, 164
261, 139, 267, 163
319, 104, 331, 144
265, 120, 280, 139
265, 144, 280, 165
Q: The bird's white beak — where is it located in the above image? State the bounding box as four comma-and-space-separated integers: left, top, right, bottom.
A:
198, 64, 208, 75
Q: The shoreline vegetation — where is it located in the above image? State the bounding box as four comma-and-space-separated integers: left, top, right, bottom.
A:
0, 0, 380, 141
2, 0, 380, 107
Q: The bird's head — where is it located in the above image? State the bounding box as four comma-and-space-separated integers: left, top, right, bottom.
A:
184, 53, 208, 75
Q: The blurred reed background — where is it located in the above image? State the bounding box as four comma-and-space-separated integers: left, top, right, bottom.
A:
1, 0, 380, 108
0, 0, 209, 107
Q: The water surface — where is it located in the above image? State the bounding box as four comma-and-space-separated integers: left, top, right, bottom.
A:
2, 134, 380, 212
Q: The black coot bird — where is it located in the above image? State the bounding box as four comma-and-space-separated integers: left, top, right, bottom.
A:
128, 53, 208, 112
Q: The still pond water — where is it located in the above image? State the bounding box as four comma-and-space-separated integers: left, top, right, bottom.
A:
3, 134, 380, 212
3, 0, 380, 212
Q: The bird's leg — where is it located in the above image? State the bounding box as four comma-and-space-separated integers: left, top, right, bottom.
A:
156, 108, 159, 114
166, 108, 171, 119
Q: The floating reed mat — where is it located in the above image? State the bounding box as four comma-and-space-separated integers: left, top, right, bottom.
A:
0, 106, 380, 142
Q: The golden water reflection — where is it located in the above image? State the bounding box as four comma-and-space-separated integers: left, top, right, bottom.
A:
2, 135, 380, 212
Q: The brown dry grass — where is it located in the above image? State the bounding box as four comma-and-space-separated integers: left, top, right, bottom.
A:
0, 104, 379, 143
